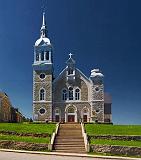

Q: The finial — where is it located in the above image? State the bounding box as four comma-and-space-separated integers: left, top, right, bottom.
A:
69, 53, 73, 58
40, 12, 47, 38
42, 12, 45, 26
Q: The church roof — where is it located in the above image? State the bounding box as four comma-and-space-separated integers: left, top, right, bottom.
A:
35, 37, 50, 46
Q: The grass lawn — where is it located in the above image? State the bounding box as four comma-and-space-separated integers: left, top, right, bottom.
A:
0, 123, 56, 135
85, 124, 141, 136
90, 139, 141, 147
0, 134, 50, 144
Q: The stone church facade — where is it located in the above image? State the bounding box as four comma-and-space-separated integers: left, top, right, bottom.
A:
33, 13, 112, 123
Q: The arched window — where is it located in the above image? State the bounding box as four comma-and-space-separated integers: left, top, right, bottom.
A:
40, 89, 45, 101
41, 52, 44, 61
68, 68, 73, 75
46, 51, 49, 60
68, 107, 75, 113
62, 89, 67, 100
75, 88, 80, 100
69, 87, 73, 100
36, 53, 39, 61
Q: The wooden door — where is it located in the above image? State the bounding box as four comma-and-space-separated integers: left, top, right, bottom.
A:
83, 115, 87, 122
68, 115, 75, 122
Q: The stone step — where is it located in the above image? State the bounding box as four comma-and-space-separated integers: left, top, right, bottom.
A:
59, 125, 81, 128
55, 140, 84, 143
54, 146, 85, 150
54, 144, 84, 146
54, 144, 85, 147
56, 136, 83, 141
53, 124, 85, 153
56, 137, 83, 139
53, 150, 86, 153
60, 126, 81, 128
57, 133, 82, 136
59, 129, 82, 131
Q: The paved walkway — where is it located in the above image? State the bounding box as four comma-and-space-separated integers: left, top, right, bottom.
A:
0, 151, 138, 160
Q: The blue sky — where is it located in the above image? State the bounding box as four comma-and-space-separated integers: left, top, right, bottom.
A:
0, 0, 141, 124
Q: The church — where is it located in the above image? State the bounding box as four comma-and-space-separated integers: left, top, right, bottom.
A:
33, 13, 112, 123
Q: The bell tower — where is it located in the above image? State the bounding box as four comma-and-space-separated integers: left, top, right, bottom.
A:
33, 12, 53, 122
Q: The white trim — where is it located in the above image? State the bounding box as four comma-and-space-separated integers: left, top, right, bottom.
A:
65, 104, 77, 122
33, 101, 52, 103
53, 68, 66, 84
53, 100, 104, 104
75, 87, 81, 101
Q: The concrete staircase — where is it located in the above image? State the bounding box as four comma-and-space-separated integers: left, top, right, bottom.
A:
53, 123, 86, 153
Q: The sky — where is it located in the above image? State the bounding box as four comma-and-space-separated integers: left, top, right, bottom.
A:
0, 0, 141, 124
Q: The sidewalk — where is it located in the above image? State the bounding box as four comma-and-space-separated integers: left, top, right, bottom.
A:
0, 149, 140, 160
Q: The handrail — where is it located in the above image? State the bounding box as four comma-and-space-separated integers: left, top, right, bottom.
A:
48, 123, 60, 151
81, 122, 90, 152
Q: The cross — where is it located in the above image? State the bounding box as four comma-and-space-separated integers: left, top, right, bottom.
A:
69, 53, 73, 58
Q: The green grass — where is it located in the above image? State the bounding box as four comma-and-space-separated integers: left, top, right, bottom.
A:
90, 139, 141, 147
0, 134, 50, 144
85, 124, 141, 136
0, 123, 56, 135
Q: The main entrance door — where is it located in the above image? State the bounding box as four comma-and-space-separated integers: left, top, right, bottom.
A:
68, 115, 75, 122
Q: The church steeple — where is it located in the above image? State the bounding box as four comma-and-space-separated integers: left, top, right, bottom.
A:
40, 12, 47, 38
33, 12, 53, 66
66, 53, 76, 81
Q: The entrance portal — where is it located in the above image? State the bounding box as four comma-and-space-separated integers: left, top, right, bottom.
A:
65, 105, 77, 123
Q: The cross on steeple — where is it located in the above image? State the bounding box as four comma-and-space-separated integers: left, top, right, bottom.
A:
69, 53, 73, 58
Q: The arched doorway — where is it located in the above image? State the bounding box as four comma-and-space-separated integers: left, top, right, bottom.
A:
82, 107, 89, 122
65, 105, 77, 122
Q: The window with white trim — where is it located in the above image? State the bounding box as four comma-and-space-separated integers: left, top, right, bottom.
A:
69, 87, 73, 100
40, 89, 45, 101
75, 88, 80, 100
62, 89, 67, 100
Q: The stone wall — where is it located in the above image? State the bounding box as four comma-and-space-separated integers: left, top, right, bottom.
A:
91, 144, 141, 156
89, 135, 141, 141
33, 103, 52, 121
0, 140, 48, 151
53, 69, 89, 102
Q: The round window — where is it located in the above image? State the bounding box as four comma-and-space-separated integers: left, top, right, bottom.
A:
39, 108, 46, 114
40, 73, 45, 79
95, 87, 99, 92
96, 109, 99, 113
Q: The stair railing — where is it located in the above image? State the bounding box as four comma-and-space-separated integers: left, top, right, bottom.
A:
81, 122, 90, 152
48, 122, 60, 151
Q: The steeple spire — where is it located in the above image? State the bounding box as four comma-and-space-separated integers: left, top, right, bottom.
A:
40, 12, 47, 38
